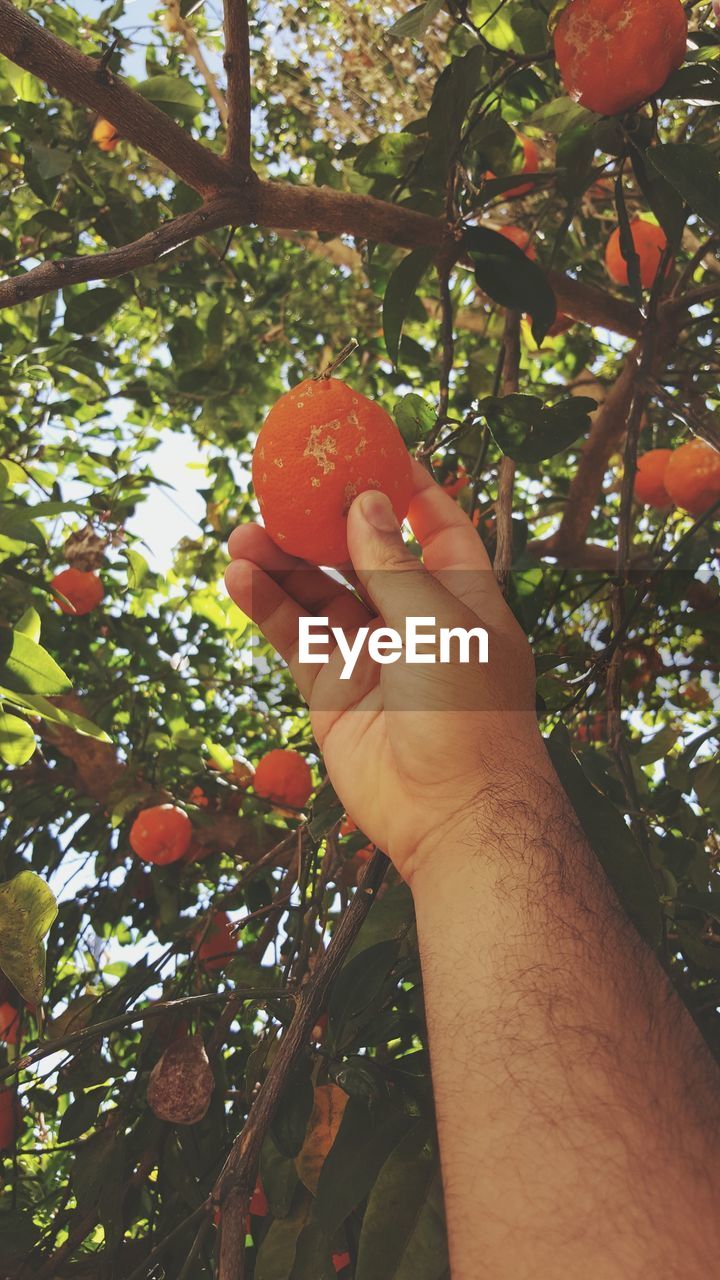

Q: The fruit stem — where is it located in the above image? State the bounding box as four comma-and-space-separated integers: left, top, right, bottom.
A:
315, 338, 359, 380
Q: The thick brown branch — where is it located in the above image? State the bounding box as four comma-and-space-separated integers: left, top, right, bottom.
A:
0, 0, 228, 195
549, 272, 641, 339
551, 346, 641, 557
0, 202, 231, 309
223, 0, 252, 170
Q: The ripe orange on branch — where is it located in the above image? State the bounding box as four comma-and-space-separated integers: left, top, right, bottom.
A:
195, 911, 237, 971
0, 1002, 20, 1045
554, 0, 687, 117
664, 440, 720, 516
92, 118, 121, 151
130, 804, 193, 865
253, 749, 313, 809
634, 450, 673, 508
252, 377, 412, 566
498, 225, 537, 260
605, 220, 667, 288
51, 567, 104, 616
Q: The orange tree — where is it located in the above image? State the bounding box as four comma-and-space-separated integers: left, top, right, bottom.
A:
0, 0, 719, 1276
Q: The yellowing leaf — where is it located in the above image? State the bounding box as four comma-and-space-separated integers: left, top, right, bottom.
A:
0, 871, 58, 1004
295, 1084, 348, 1194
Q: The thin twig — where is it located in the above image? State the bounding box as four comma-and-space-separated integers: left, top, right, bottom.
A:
493, 309, 521, 593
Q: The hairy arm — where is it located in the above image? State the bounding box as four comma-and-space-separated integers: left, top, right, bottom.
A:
412, 749, 719, 1279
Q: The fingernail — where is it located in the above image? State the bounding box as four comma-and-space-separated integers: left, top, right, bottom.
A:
357, 491, 399, 533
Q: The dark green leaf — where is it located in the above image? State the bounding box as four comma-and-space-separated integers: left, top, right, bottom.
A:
329, 940, 399, 1048
356, 1122, 447, 1280
291, 1222, 336, 1280
463, 225, 556, 344
64, 288, 124, 336
547, 726, 663, 948
648, 144, 720, 231
423, 47, 485, 183
630, 146, 686, 247
662, 63, 720, 103
260, 1134, 301, 1219
315, 1098, 415, 1235
614, 176, 643, 306
355, 134, 423, 179
271, 1058, 315, 1159
255, 1188, 312, 1280
383, 250, 434, 366
480, 393, 596, 464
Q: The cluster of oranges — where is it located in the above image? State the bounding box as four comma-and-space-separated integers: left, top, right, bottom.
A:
634, 440, 720, 517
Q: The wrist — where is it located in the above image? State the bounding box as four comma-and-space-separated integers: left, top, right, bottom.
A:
403, 731, 566, 897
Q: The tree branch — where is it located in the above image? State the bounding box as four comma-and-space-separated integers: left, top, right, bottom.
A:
167, 0, 228, 125
214, 849, 390, 1280
223, 0, 252, 170
0, 0, 228, 196
0, 0, 646, 342
0, 202, 231, 309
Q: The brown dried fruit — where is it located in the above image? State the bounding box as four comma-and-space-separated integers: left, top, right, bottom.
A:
63, 525, 107, 571
146, 1033, 214, 1125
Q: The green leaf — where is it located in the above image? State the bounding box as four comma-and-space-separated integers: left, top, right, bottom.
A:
388, 0, 444, 40
662, 63, 720, 104
260, 1134, 301, 1219
347, 884, 414, 962
393, 393, 436, 445
64, 288, 124, 336
480, 394, 597, 464
614, 176, 643, 306
547, 727, 662, 948
15, 607, 41, 643
0, 689, 110, 742
463, 226, 556, 344
356, 1122, 447, 1280
0, 630, 71, 697
0, 871, 58, 1003
630, 146, 686, 248
315, 1098, 415, 1236
255, 1188, 312, 1280
355, 133, 423, 179
136, 74, 204, 123
1, 59, 43, 102
291, 1222, 335, 1280
0, 1208, 41, 1262
308, 783, 344, 842
0, 711, 36, 766
271, 1059, 315, 1159
383, 250, 434, 366
329, 940, 399, 1048
648, 144, 720, 231
423, 46, 486, 184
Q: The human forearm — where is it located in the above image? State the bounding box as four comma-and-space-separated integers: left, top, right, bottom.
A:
411, 742, 720, 1279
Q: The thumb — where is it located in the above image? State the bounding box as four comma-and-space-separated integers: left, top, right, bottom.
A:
347, 491, 448, 630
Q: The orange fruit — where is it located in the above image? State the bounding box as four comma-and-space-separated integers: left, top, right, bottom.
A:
576, 713, 607, 743
442, 466, 469, 498
333, 1254, 351, 1273
605, 220, 667, 288
195, 911, 237, 971
664, 440, 720, 516
252, 377, 412, 566
51, 567, 104, 616
92, 117, 120, 151
253, 749, 313, 809
129, 804, 193, 865
498, 225, 537, 260
486, 134, 540, 198
249, 1180, 269, 1216
634, 449, 673, 507
0, 1089, 17, 1150
554, 0, 687, 117
0, 1002, 20, 1045
189, 786, 209, 808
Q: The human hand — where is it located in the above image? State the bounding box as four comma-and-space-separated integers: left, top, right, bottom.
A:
225, 462, 542, 885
